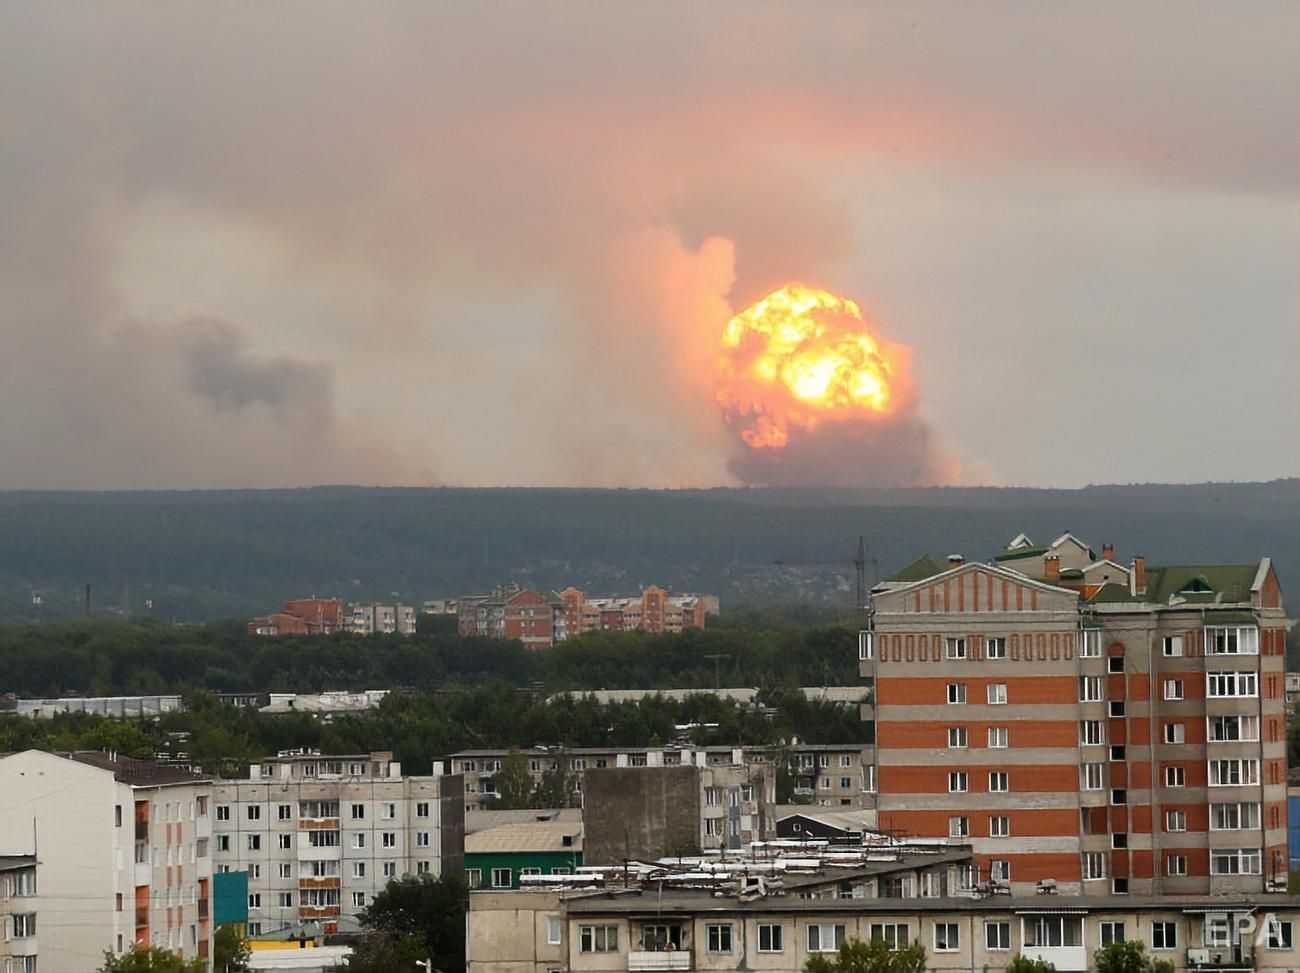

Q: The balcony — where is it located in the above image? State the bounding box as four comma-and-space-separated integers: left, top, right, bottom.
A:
198, 898, 209, 920
135, 821, 149, 841
1188, 947, 1254, 972
134, 861, 152, 887
135, 905, 150, 928
628, 951, 691, 971
298, 817, 341, 830
1021, 947, 1087, 972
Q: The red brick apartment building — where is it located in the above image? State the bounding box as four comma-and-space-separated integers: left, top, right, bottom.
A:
862, 532, 1289, 897
247, 598, 344, 635
457, 585, 710, 648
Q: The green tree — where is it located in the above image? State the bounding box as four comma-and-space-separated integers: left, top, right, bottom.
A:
356, 873, 468, 973
491, 749, 536, 809
1008, 955, 1057, 973
805, 937, 927, 973
99, 946, 205, 972
213, 924, 250, 973
343, 931, 428, 973
533, 750, 579, 808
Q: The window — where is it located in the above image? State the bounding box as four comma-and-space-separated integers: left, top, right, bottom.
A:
1109, 700, 1125, 717
758, 923, 783, 952
382, 832, 396, 848
1079, 676, 1103, 702
1151, 922, 1177, 950
988, 726, 1008, 748
382, 803, 397, 819
247, 835, 260, 851
247, 922, 262, 937
277, 892, 293, 908
1082, 852, 1107, 880
1166, 855, 1188, 876
987, 683, 1007, 705
351, 892, 365, 908
987, 637, 1007, 659
948, 771, 968, 793
990, 860, 1010, 883
352, 862, 366, 878
1025, 916, 1083, 948
867, 924, 907, 950
416, 832, 430, 847
947, 727, 967, 748
1165, 765, 1186, 787
948, 816, 969, 838
352, 833, 366, 849
249, 864, 261, 879
985, 922, 1011, 951
248, 893, 261, 910
1209, 758, 1260, 786
706, 923, 733, 953
858, 631, 873, 660
1080, 629, 1102, 657
279, 863, 292, 879
1111, 788, 1127, 805
466, 868, 482, 888
1110, 745, 1127, 761
989, 771, 1009, 792
247, 805, 261, 821
1163, 635, 1183, 656
1265, 919, 1293, 950
934, 923, 959, 952
1082, 763, 1104, 790
1080, 720, 1104, 745
1108, 656, 1125, 674
277, 804, 292, 820
990, 815, 1010, 838
1211, 802, 1261, 830
491, 868, 512, 888
579, 925, 619, 953
1165, 809, 1186, 832
1100, 922, 1126, 946
1164, 722, 1185, 744
416, 801, 429, 817
1206, 626, 1259, 655
945, 637, 967, 660
216, 805, 230, 822
1207, 671, 1257, 697
1210, 848, 1262, 875
520, 867, 541, 878
11, 914, 35, 938
1163, 679, 1184, 700
383, 861, 397, 877
547, 916, 563, 946
216, 835, 230, 852
350, 803, 365, 820
12, 873, 35, 897
947, 683, 966, 704
1209, 714, 1259, 742
278, 834, 292, 850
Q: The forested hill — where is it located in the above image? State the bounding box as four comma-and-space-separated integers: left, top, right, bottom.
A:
0, 480, 1296, 622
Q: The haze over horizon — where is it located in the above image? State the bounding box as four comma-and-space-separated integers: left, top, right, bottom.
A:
2, 2, 1296, 491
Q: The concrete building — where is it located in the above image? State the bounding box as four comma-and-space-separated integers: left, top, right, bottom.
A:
0, 750, 214, 971
346, 603, 417, 636
469, 884, 1300, 973
465, 820, 584, 890
0, 856, 38, 973
8, 694, 184, 719
210, 750, 464, 936
863, 533, 1291, 896
446, 742, 873, 814
258, 691, 389, 716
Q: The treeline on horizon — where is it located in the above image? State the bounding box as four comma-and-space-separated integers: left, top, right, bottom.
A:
0, 617, 860, 698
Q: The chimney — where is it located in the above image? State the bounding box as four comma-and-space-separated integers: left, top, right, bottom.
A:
1131, 556, 1146, 596
1102, 544, 1114, 563
947, 554, 965, 568
1044, 555, 1061, 583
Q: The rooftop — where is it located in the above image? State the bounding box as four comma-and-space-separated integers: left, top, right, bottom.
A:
68, 750, 210, 787
465, 820, 583, 854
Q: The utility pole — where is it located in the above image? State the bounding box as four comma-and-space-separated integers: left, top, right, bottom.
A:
704, 653, 729, 690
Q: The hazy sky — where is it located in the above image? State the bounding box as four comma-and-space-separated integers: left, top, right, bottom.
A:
1, 2, 1295, 489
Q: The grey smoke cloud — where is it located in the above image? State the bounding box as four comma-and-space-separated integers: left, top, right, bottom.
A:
0, 2, 1293, 488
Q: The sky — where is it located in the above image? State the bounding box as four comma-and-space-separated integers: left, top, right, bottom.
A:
0, 2, 1295, 490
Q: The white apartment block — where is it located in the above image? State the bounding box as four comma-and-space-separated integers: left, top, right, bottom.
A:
0, 750, 214, 973
211, 750, 463, 936
347, 603, 417, 636
0, 856, 38, 973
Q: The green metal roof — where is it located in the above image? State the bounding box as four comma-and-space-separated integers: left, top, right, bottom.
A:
1142, 564, 1257, 604
885, 555, 945, 584
1202, 610, 1258, 626
1086, 583, 1139, 605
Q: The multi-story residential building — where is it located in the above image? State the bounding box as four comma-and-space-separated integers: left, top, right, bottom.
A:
862, 532, 1290, 896
465, 819, 584, 891
457, 585, 712, 647
210, 750, 464, 936
346, 603, 417, 636
0, 856, 38, 973
0, 750, 214, 970
445, 743, 872, 814
469, 885, 1300, 973
247, 598, 345, 636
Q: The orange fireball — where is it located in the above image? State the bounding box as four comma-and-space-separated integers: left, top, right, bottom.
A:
716, 284, 911, 449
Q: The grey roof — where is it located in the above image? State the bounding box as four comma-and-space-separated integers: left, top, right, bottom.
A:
465, 821, 583, 854
68, 751, 209, 787
466, 808, 581, 835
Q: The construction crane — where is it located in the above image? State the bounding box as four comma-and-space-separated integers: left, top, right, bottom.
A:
770, 535, 878, 622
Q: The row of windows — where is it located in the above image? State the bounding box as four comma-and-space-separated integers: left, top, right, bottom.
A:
466, 866, 572, 888
232, 858, 416, 880
216, 801, 432, 821
946, 683, 1008, 704
248, 889, 366, 909
864, 627, 1263, 663
215, 829, 423, 852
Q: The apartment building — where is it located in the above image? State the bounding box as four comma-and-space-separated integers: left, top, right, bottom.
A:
210, 750, 464, 936
445, 743, 871, 814
863, 532, 1290, 896
346, 603, 417, 636
0, 856, 38, 973
0, 750, 214, 971
248, 598, 345, 636
469, 885, 1300, 973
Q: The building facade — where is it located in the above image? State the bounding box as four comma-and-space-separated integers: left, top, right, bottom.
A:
0, 856, 38, 973
0, 750, 214, 971
210, 750, 464, 936
346, 603, 417, 636
864, 533, 1290, 896
248, 598, 345, 636
465, 820, 584, 891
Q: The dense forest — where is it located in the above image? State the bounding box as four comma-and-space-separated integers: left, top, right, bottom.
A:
0, 480, 1296, 621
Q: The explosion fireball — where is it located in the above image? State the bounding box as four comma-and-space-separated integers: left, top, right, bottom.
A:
715, 283, 913, 452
